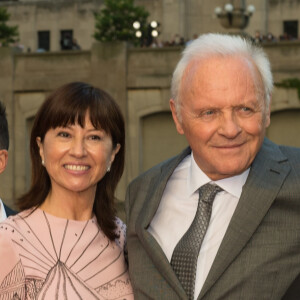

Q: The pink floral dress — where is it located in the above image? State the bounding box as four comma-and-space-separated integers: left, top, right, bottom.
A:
0, 208, 134, 299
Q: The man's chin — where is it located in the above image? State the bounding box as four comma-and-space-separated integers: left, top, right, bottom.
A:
208, 165, 249, 180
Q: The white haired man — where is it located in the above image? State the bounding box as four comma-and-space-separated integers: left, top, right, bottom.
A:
126, 33, 300, 299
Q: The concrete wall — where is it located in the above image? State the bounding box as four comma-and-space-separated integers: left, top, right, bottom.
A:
1, 0, 300, 53
0, 48, 15, 204
264, 41, 300, 81
0, 41, 300, 216
3, 0, 104, 52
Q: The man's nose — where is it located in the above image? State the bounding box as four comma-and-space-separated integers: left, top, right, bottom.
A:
218, 112, 242, 138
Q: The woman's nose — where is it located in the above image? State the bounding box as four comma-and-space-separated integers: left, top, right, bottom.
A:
69, 138, 87, 157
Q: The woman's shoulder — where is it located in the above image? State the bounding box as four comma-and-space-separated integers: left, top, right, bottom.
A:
0, 219, 23, 283
0, 209, 37, 246
0, 208, 47, 247
0, 208, 36, 231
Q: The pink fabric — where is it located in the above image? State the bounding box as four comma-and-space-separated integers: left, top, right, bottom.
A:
0, 208, 134, 299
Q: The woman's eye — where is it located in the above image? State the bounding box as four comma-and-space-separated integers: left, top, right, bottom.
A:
58, 132, 70, 138
89, 135, 101, 141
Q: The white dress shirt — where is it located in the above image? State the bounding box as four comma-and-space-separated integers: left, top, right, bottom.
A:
0, 199, 7, 222
148, 153, 249, 299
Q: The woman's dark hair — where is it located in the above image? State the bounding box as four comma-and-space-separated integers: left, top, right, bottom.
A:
17, 82, 125, 240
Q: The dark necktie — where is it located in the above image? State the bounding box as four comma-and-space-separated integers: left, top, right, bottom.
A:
170, 183, 223, 300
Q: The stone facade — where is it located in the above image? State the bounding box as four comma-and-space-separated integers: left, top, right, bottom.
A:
1, 0, 300, 52
0, 42, 300, 216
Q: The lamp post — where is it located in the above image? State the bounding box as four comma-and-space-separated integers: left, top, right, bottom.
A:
133, 20, 160, 46
214, 1, 255, 30
133, 21, 142, 38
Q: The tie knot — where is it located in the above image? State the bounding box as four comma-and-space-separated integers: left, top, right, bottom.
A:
199, 183, 223, 204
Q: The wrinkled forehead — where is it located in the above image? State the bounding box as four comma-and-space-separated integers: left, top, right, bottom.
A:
180, 55, 265, 98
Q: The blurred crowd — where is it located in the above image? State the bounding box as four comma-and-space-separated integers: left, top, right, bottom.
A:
146, 31, 299, 49
4, 31, 299, 53
253, 30, 298, 43
144, 33, 198, 48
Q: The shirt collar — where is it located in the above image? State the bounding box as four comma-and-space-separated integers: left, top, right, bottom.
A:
0, 199, 7, 222
187, 152, 250, 198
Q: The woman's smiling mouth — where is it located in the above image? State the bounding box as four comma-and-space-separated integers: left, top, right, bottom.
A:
64, 164, 90, 171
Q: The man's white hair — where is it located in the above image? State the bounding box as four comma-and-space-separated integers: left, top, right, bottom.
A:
171, 33, 273, 116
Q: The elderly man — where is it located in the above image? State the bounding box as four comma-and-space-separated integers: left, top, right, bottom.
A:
0, 101, 15, 221
125, 33, 300, 299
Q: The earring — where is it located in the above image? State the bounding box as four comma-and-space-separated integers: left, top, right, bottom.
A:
42, 160, 45, 166
107, 165, 111, 172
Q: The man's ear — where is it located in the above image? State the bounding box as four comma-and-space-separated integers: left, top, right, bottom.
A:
0, 149, 8, 174
265, 95, 272, 128
170, 99, 184, 135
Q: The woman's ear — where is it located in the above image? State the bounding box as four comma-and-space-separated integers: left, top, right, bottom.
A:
36, 137, 45, 163
110, 143, 121, 164
106, 143, 121, 172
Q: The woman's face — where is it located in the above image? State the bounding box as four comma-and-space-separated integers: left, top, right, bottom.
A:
37, 113, 120, 196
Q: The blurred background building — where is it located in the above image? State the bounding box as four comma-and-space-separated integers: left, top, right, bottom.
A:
1, 0, 300, 52
0, 0, 300, 217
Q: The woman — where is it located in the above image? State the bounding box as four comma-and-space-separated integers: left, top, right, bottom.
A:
0, 82, 134, 299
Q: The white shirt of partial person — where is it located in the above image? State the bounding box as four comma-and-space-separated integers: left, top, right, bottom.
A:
0, 199, 7, 222
148, 152, 250, 299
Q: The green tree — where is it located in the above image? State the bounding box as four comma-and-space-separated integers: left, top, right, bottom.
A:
94, 0, 149, 46
0, 7, 18, 46
275, 78, 300, 98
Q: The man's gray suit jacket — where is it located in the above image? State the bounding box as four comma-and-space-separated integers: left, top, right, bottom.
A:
125, 138, 300, 300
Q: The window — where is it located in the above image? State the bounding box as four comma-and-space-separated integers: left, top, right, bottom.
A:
283, 20, 298, 39
60, 30, 73, 50
38, 31, 50, 51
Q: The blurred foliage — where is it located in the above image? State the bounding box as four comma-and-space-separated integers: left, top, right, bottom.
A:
0, 7, 18, 46
93, 0, 149, 46
275, 78, 300, 99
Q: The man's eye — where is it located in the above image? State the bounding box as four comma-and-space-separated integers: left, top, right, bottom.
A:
200, 110, 215, 117
204, 110, 214, 115
240, 107, 253, 113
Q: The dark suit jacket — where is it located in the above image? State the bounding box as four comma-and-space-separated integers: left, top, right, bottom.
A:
282, 273, 300, 299
125, 138, 300, 299
3, 203, 16, 217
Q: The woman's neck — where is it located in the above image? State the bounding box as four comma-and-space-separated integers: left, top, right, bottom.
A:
40, 188, 96, 221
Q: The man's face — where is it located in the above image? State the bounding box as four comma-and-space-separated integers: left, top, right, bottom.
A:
170, 55, 270, 180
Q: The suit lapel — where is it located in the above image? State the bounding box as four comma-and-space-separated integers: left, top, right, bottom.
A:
199, 139, 291, 299
136, 148, 191, 299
